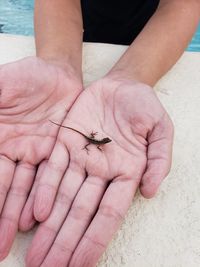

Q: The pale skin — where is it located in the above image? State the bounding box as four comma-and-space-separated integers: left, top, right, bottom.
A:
27, 79, 174, 267
0, 0, 83, 260
0, 0, 199, 266
0, 57, 82, 260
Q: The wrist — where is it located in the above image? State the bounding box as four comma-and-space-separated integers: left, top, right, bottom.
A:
104, 69, 141, 87
37, 54, 82, 81
100, 69, 154, 93
37, 55, 83, 83
107, 66, 157, 87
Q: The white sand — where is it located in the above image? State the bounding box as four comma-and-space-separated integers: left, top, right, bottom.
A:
0, 34, 200, 267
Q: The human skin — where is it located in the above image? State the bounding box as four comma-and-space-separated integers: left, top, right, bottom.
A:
26, 1, 200, 267
0, 0, 199, 265
27, 77, 174, 267
0, 57, 82, 260
0, 0, 83, 260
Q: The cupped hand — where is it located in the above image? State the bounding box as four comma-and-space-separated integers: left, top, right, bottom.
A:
27, 76, 173, 267
0, 56, 82, 260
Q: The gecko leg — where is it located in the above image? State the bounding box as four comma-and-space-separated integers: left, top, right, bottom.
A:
90, 131, 98, 139
97, 145, 102, 152
83, 143, 90, 154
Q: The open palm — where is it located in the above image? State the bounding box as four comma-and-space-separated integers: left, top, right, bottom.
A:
0, 56, 82, 260
27, 77, 173, 267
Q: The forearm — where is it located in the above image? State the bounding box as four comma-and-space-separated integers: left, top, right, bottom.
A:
108, 0, 200, 86
34, 0, 83, 78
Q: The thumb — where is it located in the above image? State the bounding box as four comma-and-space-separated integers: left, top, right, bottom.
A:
0, 61, 27, 108
140, 114, 174, 198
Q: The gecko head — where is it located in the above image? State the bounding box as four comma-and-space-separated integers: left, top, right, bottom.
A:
102, 137, 112, 143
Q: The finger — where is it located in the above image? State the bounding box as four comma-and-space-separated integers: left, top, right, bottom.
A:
69, 176, 137, 267
40, 176, 107, 267
19, 161, 47, 232
140, 114, 174, 198
34, 142, 69, 222
0, 155, 15, 214
0, 162, 35, 261
26, 164, 85, 267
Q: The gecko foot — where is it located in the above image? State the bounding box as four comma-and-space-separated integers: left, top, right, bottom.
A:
90, 131, 98, 139
97, 145, 102, 152
82, 143, 90, 154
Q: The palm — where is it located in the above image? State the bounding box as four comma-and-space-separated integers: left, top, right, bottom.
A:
0, 56, 82, 260
54, 82, 150, 183
28, 78, 173, 267
52, 78, 172, 184
0, 57, 81, 164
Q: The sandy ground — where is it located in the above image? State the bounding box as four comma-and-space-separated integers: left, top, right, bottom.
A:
0, 34, 200, 267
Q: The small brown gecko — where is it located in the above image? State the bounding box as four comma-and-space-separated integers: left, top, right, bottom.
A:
50, 120, 112, 151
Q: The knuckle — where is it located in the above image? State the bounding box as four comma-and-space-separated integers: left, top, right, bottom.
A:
37, 182, 57, 193
54, 241, 73, 255
56, 191, 72, 206
69, 236, 105, 267
40, 223, 57, 235
69, 205, 93, 221
84, 235, 106, 249
146, 166, 163, 178
85, 177, 105, 186
47, 160, 64, 174
9, 186, 29, 197
17, 162, 35, 171
0, 182, 9, 196
70, 255, 90, 267
98, 205, 123, 222
1, 215, 17, 225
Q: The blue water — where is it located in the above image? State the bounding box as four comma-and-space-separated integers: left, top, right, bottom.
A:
0, 0, 200, 52
187, 23, 200, 52
0, 0, 34, 36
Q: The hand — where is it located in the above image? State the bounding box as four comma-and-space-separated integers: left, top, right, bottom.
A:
27, 76, 173, 267
0, 56, 82, 260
